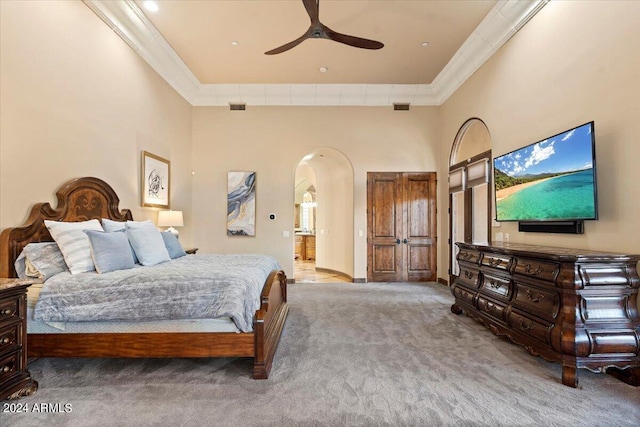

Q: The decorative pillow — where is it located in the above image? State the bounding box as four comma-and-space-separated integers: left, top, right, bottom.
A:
101, 218, 139, 264
161, 231, 187, 259
44, 219, 104, 274
101, 218, 126, 232
125, 220, 171, 266
85, 230, 135, 274
14, 242, 67, 280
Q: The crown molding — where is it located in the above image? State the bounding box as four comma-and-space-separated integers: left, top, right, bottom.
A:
83, 0, 547, 107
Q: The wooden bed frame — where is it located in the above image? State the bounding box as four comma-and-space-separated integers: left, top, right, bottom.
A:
0, 177, 289, 379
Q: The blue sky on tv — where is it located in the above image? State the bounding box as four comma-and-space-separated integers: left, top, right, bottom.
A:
494, 123, 593, 177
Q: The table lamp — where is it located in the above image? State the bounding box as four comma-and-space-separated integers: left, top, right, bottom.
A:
157, 210, 183, 238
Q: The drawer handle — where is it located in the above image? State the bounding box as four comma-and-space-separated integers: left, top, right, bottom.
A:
519, 319, 535, 331
0, 337, 10, 344
524, 264, 544, 275
1, 365, 10, 373
1, 308, 13, 316
461, 252, 473, 261
486, 302, 497, 313
525, 289, 544, 303
464, 270, 474, 279
488, 258, 502, 267
489, 280, 501, 290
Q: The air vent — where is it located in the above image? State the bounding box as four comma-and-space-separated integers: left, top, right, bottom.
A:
229, 103, 246, 111
393, 103, 410, 111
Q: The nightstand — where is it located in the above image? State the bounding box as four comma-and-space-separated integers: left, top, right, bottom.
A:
185, 248, 198, 255
0, 279, 38, 400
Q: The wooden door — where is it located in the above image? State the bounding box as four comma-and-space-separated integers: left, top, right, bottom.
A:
367, 172, 437, 282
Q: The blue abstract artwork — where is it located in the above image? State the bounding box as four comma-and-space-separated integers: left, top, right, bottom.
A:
227, 171, 256, 236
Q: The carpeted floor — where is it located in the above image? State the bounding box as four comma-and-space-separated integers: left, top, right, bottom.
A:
4, 282, 639, 426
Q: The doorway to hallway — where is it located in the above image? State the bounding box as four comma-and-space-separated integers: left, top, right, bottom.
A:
294, 259, 351, 283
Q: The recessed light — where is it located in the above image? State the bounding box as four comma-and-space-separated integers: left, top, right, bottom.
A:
421, 41, 430, 47
319, 66, 328, 73
231, 41, 238, 46
143, 1, 159, 12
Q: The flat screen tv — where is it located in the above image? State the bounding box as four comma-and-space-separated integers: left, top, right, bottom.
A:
493, 121, 597, 222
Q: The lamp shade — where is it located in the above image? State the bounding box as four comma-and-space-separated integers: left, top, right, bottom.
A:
157, 210, 184, 227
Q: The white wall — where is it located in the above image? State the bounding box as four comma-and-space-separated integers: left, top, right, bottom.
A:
0, 1, 193, 241
438, 0, 640, 276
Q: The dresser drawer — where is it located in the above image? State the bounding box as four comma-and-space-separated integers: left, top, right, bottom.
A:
457, 265, 480, 288
0, 323, 21, 354
512, 282, 560, 320
480, 272, 511, 300
457, 248, 481, 265
0, 350, 23, 385
453, 285, 476, 307
513, 258, 560, 283
0, 298, 20, 324
477, 296, 507, 322
481, 252, 512, 272
508, 310, 555, 345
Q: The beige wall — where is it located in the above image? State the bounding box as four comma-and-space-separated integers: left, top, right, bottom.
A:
310, 149, 354, 277
0, 1, 193, 242
191, 107, 440, 278
3, 1, 638, 284
438, 0, 640, 276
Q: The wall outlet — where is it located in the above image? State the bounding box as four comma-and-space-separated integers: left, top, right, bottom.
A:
282, 230, 289, 237
504, 233, 510, 243
495, 232, 503, 242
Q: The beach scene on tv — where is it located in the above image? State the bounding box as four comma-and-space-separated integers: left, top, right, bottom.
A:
494, 123, 597, 221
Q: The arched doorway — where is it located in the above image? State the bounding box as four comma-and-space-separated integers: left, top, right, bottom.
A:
448, 119, 492, 283
294, 148, 354, 283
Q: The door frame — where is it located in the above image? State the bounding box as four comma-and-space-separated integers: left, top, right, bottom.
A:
448, 150, 492, 285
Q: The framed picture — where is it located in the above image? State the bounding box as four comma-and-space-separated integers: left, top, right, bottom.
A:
227, 171, 256, 236
141, 151, 170, 208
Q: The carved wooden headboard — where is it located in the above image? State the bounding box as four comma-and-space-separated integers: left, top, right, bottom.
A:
0, 177, 132, 278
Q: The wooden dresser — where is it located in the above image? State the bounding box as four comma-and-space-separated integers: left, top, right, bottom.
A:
0, 279, 38, 400
451, 242, 640, 387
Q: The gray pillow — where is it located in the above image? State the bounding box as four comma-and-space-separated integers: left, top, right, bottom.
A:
101, 218, 139, 264
125, 220, 171, 266
85, 230, 135, 274
14, 242, 67, 280
161, 231, 187, 259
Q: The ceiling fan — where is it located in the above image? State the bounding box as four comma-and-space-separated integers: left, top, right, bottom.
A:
265, 0, 384, 55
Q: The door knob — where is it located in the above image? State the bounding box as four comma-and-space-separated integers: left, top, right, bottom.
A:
396, 239, 401, 245
403, 239, 409, 244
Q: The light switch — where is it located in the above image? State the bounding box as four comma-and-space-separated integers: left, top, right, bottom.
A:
283, 231, 290, 237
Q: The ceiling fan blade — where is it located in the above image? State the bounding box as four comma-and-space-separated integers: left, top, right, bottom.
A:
302, 0, 319, 23
265, 32, 310, 55
324, 25, 384, 50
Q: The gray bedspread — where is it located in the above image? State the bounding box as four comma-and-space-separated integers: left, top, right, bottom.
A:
33, 254, 281, 333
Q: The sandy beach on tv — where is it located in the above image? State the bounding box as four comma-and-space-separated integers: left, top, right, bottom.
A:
496, 177, 554, 201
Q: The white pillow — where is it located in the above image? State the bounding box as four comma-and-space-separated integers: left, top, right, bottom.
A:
44, 219, 104, 274
125, 220, 171, 266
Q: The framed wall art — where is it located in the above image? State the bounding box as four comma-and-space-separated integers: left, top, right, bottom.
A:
141, 151, 170, 209
227, 171, 256, 236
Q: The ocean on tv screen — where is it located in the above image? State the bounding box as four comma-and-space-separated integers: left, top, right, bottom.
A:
493, 122, 596, 221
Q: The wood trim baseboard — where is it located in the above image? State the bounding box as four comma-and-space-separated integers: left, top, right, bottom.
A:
437, 277, 449, 286
353, 278, 367, 283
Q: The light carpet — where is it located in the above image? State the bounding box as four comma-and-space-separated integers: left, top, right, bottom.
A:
4, 282, 639, 426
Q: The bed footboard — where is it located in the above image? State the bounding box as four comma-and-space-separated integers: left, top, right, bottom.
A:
253, 270, 288, 379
